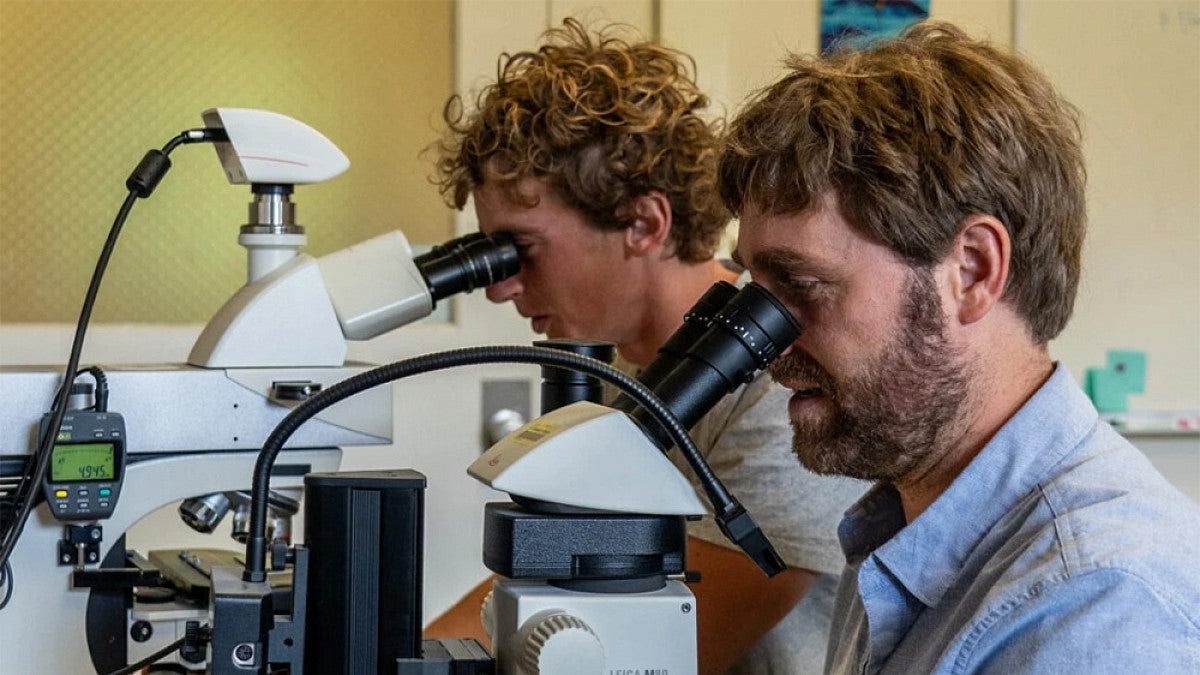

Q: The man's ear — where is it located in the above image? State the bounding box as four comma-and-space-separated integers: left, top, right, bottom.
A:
624, 192, 672, 256
948, 214, 1011, 326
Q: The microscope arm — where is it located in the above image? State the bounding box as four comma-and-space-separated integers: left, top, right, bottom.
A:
186, 108, 518, 369
187, 231, 433, 368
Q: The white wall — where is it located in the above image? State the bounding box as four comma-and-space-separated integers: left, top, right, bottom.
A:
660, 1, 1011, 130
1016, 0, 1200, 414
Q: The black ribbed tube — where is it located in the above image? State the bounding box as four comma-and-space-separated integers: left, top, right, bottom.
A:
625, 282, 801, 450
412, 232, 487, 267
243, 345, 733, 581
0, 191, 137, 574
535, 339, 614, 414
0, 128, 243, 576
629, 280, 739, 392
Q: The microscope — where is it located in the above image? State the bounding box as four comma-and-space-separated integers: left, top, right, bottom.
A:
199, 278, 799, 674
0, 108, 518, 674
470, 282, 798, 674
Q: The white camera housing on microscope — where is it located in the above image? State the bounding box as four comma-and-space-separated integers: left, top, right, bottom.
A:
187, 108, 437, 369
201, 107, 349, 185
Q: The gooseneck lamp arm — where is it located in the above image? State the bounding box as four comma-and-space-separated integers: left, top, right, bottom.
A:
242, 345, 781, 581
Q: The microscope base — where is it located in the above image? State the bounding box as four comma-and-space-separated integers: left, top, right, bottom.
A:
490, 578, 697, 675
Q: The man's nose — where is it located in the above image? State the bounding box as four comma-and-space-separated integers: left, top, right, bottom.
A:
485, 274, 522, 304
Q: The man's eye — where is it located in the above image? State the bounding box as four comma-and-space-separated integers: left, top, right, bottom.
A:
780, 278, 822, 302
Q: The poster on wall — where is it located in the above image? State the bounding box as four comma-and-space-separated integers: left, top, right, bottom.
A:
820, 0, 931, 52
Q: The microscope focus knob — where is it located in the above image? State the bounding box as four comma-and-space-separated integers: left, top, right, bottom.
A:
480, 589, 496, 641
518, 612, 604, 674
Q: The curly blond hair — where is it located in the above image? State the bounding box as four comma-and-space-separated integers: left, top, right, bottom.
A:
435, 19, 729, 262
719, 21, 1086, 344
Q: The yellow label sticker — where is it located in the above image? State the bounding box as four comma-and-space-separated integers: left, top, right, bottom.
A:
511, 420, 559, 447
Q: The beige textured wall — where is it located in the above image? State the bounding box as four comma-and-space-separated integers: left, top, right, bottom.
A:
1018, 0, 1200, 411
0, 0, 453, 324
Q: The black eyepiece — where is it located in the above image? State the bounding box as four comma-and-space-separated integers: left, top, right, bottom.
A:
624, 282, 800, 449
534, 339, 615, 414
416, 232, 520, 303
412, 232, 488, 267
634, 281, 739, 391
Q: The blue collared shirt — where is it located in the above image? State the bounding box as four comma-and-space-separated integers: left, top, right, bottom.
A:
826, 364, 1200, 674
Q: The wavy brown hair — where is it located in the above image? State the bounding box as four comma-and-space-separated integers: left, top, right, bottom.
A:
719, 21, 1087, 344
435, 19, 729, 262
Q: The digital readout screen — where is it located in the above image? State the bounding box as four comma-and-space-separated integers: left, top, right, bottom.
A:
50, 442, 116, 482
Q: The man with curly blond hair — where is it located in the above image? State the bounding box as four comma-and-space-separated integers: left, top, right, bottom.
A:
722, 21, 1200, 673
425, 19, 865, 674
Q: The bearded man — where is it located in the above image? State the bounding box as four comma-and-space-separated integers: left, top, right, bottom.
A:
722, 21, 1200, 673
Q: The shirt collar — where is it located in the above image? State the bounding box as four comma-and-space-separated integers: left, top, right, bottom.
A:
838, 482, 906, 565
843, 363, 1098, 607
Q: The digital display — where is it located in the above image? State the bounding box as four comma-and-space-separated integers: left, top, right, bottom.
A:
50, 442, 116, 482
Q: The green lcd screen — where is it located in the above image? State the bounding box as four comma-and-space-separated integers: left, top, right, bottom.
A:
50, 443, 116, 482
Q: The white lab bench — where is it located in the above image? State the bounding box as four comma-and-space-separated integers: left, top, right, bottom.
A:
1125, 430, 1200, 505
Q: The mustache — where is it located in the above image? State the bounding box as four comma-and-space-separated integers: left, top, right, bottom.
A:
768, 351, 838, 395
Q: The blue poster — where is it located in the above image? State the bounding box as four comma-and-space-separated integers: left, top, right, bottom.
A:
821, 0, 931, 53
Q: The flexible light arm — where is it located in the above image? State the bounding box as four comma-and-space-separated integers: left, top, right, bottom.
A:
241, 346, 782, 581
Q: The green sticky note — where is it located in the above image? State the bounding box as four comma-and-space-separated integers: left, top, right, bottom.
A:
1085, 367, 1129, 413
1106, 350, 1146, 393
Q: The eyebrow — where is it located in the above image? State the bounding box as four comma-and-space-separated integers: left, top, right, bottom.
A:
480, 223, 538, 238
740, 247, 840, 280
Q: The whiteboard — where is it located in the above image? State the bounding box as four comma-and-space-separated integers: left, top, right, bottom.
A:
1018, 0, 1200, 411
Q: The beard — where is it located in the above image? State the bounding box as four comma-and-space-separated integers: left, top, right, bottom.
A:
768, 269, 973, 482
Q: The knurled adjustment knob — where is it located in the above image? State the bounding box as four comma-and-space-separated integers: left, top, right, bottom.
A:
480, 589, 496, 641
518, 612, 604, 674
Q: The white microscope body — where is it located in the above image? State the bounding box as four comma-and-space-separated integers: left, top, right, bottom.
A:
0, 108, 466, 674
469, 402, 707, 675
190, 108, 440, 369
